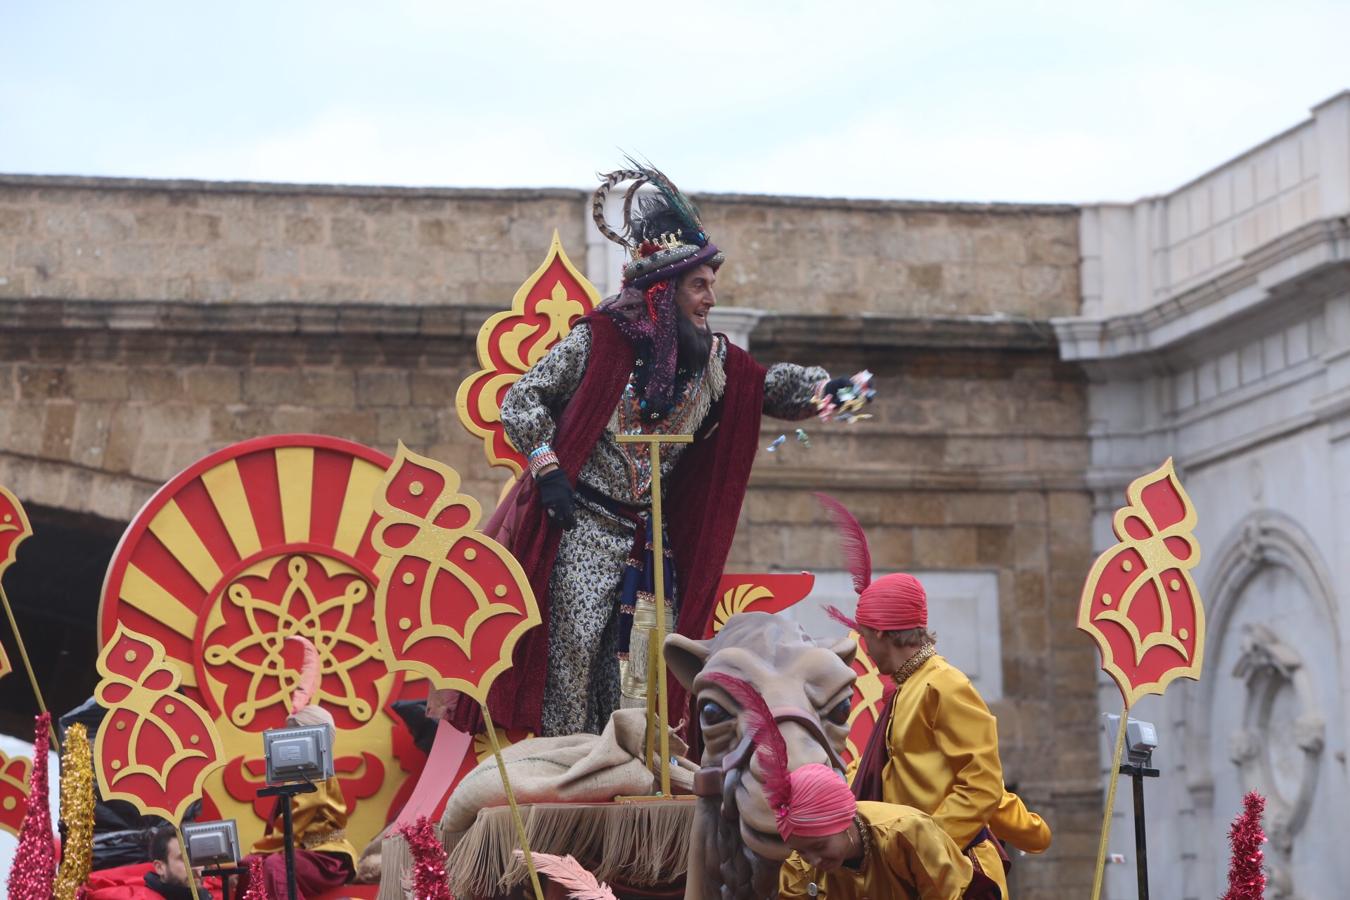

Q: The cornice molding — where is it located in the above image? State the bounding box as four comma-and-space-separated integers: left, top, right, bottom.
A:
1053, 218, 1350, 368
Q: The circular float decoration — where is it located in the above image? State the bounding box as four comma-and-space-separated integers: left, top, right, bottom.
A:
98, 434, 414, 848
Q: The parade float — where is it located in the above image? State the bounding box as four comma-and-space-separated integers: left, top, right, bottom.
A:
0, 176, 1251, 900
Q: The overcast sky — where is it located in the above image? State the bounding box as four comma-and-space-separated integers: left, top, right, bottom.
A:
3, 1, 1347, 204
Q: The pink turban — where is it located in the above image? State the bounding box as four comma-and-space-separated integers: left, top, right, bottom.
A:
827, 572, 928, 633
778, 763, 857, 839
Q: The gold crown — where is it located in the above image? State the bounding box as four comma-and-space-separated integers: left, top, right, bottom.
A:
630, 230, 687, 260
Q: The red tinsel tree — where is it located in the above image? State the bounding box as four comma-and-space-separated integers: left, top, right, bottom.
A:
1221, 790, 1267, 900
240, 855, 270, 900
7, 713, 55, 900
399, 815, 452, 900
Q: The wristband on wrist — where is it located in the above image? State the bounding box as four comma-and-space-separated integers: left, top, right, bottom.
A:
528, 447, 560, 477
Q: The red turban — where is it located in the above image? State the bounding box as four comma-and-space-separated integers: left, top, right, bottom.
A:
778, 763, 857, 839
827, 572, 927, 633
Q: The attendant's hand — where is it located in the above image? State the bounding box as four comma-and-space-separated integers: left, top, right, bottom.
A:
536, 469, 577, 530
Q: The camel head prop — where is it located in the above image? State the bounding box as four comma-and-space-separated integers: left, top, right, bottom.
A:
666, 611, 856, 900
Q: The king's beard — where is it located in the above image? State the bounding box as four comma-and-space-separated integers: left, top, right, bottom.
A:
676, 314, 713, 373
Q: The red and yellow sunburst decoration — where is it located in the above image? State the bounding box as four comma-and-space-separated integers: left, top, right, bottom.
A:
704, 573, 816, 638
98, 435, 414, 851
455, 230, 601, 477
843, 644, 889, 766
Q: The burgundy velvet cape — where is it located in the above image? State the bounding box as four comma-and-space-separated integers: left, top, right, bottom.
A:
451, 314, 767, 736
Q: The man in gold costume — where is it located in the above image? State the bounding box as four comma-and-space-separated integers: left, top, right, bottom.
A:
820, 495, 1050, 898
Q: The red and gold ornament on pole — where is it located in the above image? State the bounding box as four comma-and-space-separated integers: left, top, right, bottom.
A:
371, 442, 545, 900
455, 231, 601, 478
1078, 458, 1206, 900
93, 624, 226, 822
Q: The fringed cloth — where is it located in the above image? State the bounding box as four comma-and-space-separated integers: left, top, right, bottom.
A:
377, 801, 693, 900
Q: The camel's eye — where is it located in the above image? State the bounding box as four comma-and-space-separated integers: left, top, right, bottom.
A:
701, 700, 732, 727
825, 697, 851, 726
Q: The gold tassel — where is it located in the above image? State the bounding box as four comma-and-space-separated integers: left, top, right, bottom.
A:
53, 723, 94, 900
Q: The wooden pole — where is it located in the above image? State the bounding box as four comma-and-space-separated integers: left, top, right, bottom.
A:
616, 432, 693, 796
481, 703, 545, 900
1090, 704, 1131, 900
0, 583, 59, 750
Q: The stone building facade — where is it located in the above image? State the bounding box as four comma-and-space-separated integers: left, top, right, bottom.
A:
2, 166, 1087, 894
1055, 90, 1350, 899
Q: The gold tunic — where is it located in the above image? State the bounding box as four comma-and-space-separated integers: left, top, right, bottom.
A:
251, 776, 358, 871
881, 654, 1007, 898
779, 801, 973, 899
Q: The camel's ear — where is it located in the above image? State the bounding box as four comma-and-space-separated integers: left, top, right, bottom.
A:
828, 635, 858, 667
664, 633, 712, 690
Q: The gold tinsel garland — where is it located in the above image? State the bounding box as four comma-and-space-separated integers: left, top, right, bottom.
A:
54, 722, 95, 900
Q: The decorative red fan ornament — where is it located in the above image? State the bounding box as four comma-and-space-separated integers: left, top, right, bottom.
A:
371, 443, 541, 701
93, 624, 225, 822
0, 484, 37, 685
1079, 458, 1206, 900
454, 232, 601, 476
1077, 457, 1205, 706
0, 751, 33, 836
370, 442, 546, 900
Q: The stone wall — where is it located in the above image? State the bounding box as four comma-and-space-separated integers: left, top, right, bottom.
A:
1, 175, 1079, 318
702, 195, 1080, 318
0, 176, 585, 307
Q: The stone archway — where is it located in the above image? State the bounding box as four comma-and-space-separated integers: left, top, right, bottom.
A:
0, 502, 124, 735
1185, 511, 1342, 900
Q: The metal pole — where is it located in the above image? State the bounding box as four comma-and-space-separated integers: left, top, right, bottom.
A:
257, 782, 316, 900
1118, 759, 1158, 900
281, 792, 298, 900
1131, 766, 1148, 900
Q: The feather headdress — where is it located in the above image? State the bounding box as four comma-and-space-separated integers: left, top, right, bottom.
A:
815, 493, 873, 630
591, 160, 724, 288
516, 851, 617, 900
815, 494, 928, 633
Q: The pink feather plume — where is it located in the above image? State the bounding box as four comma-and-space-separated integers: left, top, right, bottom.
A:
516, 851, 616, 900
702, 673, 792, 821
287, 635, 320, 714
814, 492, 872, 594
824, 605, 861, 631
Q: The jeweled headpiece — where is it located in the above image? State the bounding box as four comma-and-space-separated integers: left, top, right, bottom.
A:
591, 159, 725, 288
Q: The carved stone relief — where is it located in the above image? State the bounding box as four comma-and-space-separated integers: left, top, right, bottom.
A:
1229, 623, 1326, 899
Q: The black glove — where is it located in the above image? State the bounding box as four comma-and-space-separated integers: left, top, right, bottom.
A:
536, 469, 577, 530
822, 375, 854, 404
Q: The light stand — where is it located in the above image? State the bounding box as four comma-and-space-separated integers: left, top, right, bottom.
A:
182, 819, 242, 899
256, 781, 318, 900
1115, 718, 1159, 900
258, 722, 334, 900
